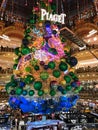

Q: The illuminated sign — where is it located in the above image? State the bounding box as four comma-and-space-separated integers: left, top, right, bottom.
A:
41, 9, 66, 24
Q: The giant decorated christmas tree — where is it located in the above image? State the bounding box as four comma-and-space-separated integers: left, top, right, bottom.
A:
5, 0, 82, 114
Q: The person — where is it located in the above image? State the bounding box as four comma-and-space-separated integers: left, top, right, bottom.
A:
15, 118, 19, 130
12, 118, 15, 128
10, 118, 13, 130
19, 118, 25, 130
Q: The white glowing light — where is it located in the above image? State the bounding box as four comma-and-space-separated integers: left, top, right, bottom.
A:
87, 29, 97, 37
34, 50, 48, 61
87, 39, 90, 43
93, 37, 97, 41
64, 70, 68, 74
79, 45, 86, 50
79, 60, 98, 65
0, 34, 10, 41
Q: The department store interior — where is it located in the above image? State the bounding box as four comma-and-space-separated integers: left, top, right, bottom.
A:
0, 0, 98, 130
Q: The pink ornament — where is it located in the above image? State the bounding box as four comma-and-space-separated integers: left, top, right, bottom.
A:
76, 81, 81, 86
48, 0, 53, 3
34, 7, 39, 11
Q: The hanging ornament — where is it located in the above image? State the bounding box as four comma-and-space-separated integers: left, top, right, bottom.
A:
51, 3, 56, 12
53, 70, 61, 78
48, 0, 53, 3
30, 59, 38, 66
22, 90, 27, 96
59, 61, 68, 71
19, 81, 25, 88
40, 1, 46, 8
21, 47, 31, 55
50, 89, 56, 96
40, 61, 45, 66
11, 81, 18, 87
38, 90, 44, 96
44, 65, 49, 70
24, 75, 35, 84
71, 81, 77, 88
16, 87, 23, 95
14, 58, 19, 64
25, 66, 31, 72
29, 19, 36, 24
40, 72, 49, 80
14, 48, 20, 56
34, 81, 42, 90
29, 90, 35, 96
49, 48, 58, 55
66, 85, 72, 91
48, 61, 55, 69
10, 90, 16, 95
25, 28, 31, 33
33, 7, 39, 12
34, 65, 40, 71
67, 57, 78, 67
64, 75, 71, 83
62, 89, 67, 95
60, 80, 66, 86
13, 64, 17, 70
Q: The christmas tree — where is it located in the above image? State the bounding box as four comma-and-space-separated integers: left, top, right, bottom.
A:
5, 0, 82, 114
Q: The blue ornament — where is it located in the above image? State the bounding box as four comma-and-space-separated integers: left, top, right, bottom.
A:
10, 90, 15, 95
45, 24, 51, 28
60, 96, 67, 101
22, 90, 27, 96
45, 21, 51, 27
19, 81, 25, 87
69, 57, 78, 67
71, 81, 77, 87
20, 96, 28, 104
9, 97, 20, 109
57, 86, 64, 92
33, 28, 40, 34
22, 38, 29, 46
20, 103, 34, 113
44, 65, 48, 70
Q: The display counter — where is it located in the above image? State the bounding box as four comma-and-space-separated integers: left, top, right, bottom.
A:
26, 120, 65, 130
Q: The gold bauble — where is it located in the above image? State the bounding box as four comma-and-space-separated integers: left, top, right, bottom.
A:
61, 80, 66, 85
13, 70, 20, 75
44, 88, 49, 94
64, 46, 70, 52
39, 23, 43, 27
69, 68, 75, 73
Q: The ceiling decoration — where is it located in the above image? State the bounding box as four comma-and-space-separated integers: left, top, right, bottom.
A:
75, 23, 98, 37
0, 21, 24, 48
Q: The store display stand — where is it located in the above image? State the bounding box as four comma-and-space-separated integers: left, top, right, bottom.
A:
26, 119, 65, 130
